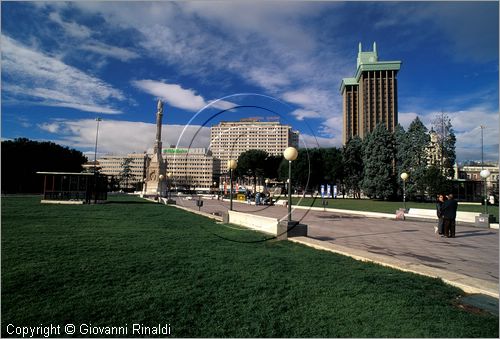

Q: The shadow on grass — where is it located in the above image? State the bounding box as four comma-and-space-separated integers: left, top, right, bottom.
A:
107, 201, 152, 205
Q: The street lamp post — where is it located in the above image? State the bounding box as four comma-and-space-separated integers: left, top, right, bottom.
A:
284, 147, 298, 222
167, 172, 173, 199
227, 159, 237, 211
400, 172, 409, 212
93, 117, 102, 204
158, 174, 164, 200
480, 169, 491, 214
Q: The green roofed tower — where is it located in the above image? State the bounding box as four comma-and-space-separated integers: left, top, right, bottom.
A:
340, 42, 401, 144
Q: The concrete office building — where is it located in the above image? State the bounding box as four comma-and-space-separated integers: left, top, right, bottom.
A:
98, 153, 147, 188
458, 164, 499, 193
99, 148, 215, 192
340, 42, 401, 144
210, 120, 299, 175
163, 147, 214, 191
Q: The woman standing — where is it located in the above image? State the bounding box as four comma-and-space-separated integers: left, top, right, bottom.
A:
436, 194, 446, 236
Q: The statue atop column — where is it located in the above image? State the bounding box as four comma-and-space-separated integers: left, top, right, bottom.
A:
143, 100, 167, 197
153, 99, 164, 162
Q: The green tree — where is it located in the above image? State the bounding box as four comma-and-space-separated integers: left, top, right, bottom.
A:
108, 175, 120, 192
236, 149, 269, 191
120, 158, 134, 191
394, 124, 408, 174
263, 155, 283, 180
343, 136, 364, 198
323, 147, 344, 189
1, 138, 87, 193
421, 166, 452, 198
432, 112, 456, 178
277, 148, 327, 194
397, 117, 430, 198
361, 124, 396, 199
278, 149, 312, 190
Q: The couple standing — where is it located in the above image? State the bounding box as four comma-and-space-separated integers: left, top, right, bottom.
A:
436, 194, 458, 238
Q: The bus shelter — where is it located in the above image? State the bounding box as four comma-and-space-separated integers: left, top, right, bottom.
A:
37, 172, 108, 204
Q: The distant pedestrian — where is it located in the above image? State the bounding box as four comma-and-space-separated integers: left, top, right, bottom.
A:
442, 194, 458, 238
435, 194, 447, 235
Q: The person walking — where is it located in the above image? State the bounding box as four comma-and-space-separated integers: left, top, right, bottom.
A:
436, 194, 447, 236
442, 194, 458, 238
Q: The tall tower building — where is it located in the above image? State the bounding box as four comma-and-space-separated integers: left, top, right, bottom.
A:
340, 42, 401, 144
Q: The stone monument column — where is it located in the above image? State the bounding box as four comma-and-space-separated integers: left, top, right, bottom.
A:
144, 100, 167, 197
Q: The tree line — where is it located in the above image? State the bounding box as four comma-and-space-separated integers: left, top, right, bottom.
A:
1, 138, 87, 194
234, 113, 456, 201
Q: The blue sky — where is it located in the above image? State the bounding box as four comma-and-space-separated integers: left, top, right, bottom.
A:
1, 1, 498, 162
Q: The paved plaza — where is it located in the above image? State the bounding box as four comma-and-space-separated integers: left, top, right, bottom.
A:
170, 196, 499, 297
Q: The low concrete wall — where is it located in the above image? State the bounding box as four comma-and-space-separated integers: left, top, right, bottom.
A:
407, 208, 493, 225
228, 210, 278, 235
41, 200, 84, 205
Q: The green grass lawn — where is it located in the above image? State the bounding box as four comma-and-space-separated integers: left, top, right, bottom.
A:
292, 197, 499, 220
2, 195, 498, 337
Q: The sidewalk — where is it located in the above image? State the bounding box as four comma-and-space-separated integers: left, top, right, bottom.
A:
167, 196, 499, 298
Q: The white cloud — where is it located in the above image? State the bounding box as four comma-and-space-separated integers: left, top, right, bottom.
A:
48, 11, 92, 39
208, 99, 236, 111
132, 79, 236, 112
47, 7, 140, 63
291, 109, 321, 121
38, 122, 60, 133
283, 91, 314, 106
132, 80, 206, 111
299, 134, 340, 149
317, 116, 343, 138
39, 119, 211, 155
1, 34, 125, 114
447, 106, 499, 132
247, 68, 291, 91
399, 107, 498, 162
398, 112, 419, 129
35, 2, 349, 142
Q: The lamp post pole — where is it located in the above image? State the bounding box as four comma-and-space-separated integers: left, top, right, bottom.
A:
288, 161, 292, 221
480, 125, 485, 170
158, 174, 164, 199
230, 168, 234, 210
228, 160, 237, 211
400, 172, 409, 212
93, 117, 102, 204
480, 169, 491, 214
167, 172, 172, 200
283, 147, 298, 223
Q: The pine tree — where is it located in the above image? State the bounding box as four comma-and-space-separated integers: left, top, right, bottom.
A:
236, 149, 269, 192
361, 124, 396, 199
120, 158, 133, 190
432, 112, 456, 178
342, 136, 363, 198
405, 117, 430, 197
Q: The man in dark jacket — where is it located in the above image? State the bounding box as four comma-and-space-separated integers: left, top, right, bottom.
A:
442, 194, 458, 238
